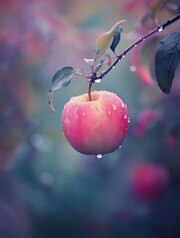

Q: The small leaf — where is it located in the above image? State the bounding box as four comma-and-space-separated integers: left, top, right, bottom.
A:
110, 31, 121, 53
49, 66, 75, 112
95, 19, 126, 61
84, 58, 94, 68
149, 0, 168, 21
155, 30, 180, 94
137, 66, 154, 87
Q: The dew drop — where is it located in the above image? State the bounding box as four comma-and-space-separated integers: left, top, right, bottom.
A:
122, 54, 125, 58
97, 154, 103, 158
124, 114, 127, 119
119, 145, 122, 148
128, 117, 130, 123
95, 79, 101, 83
121, 103, 125, 108
135, 44, 137, 47
112, 104, 117, 111
76, 114, 79, 119
158, 26, 163, 32
112, 66, 115, 69
82, 112, 86, 116
108, 110, 111, 115
125, 104, 127, 108
130, 65, 136, 72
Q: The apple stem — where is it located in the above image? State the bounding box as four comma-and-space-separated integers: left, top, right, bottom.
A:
88, 81, 93, 101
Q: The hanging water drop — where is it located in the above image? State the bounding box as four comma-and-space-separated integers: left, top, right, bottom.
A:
124, 114, 127, 119
122, 54, 125, 58
97, 154, 103, 158
121, 103, 125, 108
128, 117, 130, 123
112, 66, 115, 69
125, 104, 127, 108
95, 79, 101, 83
119, 145, 122, 148
158, 26, 163, 32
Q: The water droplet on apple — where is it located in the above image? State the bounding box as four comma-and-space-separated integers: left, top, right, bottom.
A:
124, 114, 127, 119
112, 104, 117, 111
128, 117, 130, 123
104, 96, 108, 100
121, 103, 125, 108
107, 110, 111, 115
125, 104, 127, 108
135, 44, 137, 47
76, 114, 79, 119
95, 79, 101, 83
96, 154, 103, 158
82, 112, 86, 116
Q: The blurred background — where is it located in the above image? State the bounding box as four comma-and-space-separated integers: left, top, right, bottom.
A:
0, 0, 180, 237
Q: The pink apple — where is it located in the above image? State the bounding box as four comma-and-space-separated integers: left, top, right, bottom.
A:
130, 163, 169, 203
61, 91, 129, 155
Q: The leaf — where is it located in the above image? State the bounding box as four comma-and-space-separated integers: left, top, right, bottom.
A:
110, 31, 121, 53
155, 30, 180, 94
49, 66, 75, 112
149, 0, 168, 21
137, 66, 154, 86
84, 58, 94, 68
94, 19, 126, 61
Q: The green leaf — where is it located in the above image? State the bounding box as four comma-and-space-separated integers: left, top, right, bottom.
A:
49, 66, 75, 112
155, 30, 180, 94
110, 31, 121, 53
94, 20, 126, 61
149, 0, 168, 21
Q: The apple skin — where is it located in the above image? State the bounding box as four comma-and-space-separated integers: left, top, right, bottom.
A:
130, 163, 169, 204
62, 91, 129, 155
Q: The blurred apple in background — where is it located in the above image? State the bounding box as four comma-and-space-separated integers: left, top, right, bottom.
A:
62, 91, 129, 156
130, 163, 169, 204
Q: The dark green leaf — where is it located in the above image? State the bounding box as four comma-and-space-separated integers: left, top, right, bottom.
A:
155, 30, 180, 94
49, 66, 75, 112
110, 31, 121, 53
52, 66, 75, 90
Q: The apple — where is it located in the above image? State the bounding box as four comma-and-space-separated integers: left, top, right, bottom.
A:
61, 91, 129, 155
130, 163, 169, 204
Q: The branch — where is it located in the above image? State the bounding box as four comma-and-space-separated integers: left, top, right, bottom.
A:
95, 13, 180, 80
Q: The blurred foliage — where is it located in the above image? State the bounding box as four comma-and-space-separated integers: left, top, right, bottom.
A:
0, 0, 180, 237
